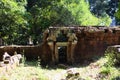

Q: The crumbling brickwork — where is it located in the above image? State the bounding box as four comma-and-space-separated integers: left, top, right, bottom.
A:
0, 26, 120, 64
0, 45, 52, 65
74, 27, 120, 62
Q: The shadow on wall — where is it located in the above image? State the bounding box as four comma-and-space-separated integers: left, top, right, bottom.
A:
0, 44, 52, 65
0, 26, 120, 65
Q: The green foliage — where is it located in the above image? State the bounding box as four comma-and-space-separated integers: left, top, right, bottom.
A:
27, 0, 76, 44
89, 0, 113, 26
115, 2, 120, 25
105, 49, 120, 66
0, 56, 120, 80
60, 0, 111, 26
98, 15, 112, 26
105, 50, 116, 66
115, 3, 120, 19
88, 0, 110, 17
0, 0, 112, 45
0, 0, 28, 45
27, 1, 58, 44
62, 0, 98, 25
111, 76, 120, 80
21, 50, 26, 66
100, 66, 111, 75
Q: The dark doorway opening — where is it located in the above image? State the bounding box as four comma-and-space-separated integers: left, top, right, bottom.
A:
58, 46, 67, 63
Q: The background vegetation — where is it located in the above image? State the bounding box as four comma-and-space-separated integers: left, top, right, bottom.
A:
0, 0, 120, 45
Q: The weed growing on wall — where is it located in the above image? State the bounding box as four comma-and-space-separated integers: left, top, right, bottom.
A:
21, 50, 26, 66
37, 56, 41, 67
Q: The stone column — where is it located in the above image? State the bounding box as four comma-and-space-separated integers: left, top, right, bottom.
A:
67, 41, 73, 64
67, 33, 77, 64
49, 33, 57, 64
53, 41, 57, 64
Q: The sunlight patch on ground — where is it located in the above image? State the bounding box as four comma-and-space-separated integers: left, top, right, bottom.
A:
0, 57, 120, 80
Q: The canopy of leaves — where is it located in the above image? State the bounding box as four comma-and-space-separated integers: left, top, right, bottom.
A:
88, 0, 110, 17
88, 0, 118, 25
115, 2, 120, 25
0, 0, 113, 45
0, 0, 28, 45
60, 0, 111, 26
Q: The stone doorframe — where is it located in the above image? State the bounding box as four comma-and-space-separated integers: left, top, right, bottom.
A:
46, 27, 78, 64
48, 41, 77, 64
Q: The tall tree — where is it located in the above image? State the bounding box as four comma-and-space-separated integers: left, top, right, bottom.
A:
0, 0, 113, 45
61, 0, 111, 26
107, 0, 119, 18
88, 0, 109, 17
0, 0, 28, 45
88, 0, 119, 26
27, 0, 57, 44
26, 0, 112, 44
27, 0, 76, 44
115, 2, 120, 25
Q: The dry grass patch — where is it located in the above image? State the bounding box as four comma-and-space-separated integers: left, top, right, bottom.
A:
0, 57, 120, 80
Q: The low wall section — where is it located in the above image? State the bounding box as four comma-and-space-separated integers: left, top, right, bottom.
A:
0, 43, 52, 65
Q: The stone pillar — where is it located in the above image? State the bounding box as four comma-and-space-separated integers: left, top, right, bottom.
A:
47, 32, 57, 64
48, 42, 54, 64
67, 33, 77, 64
53, 41, 57, 64
67, 41, 73, 64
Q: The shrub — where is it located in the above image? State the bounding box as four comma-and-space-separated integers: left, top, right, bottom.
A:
21, 50, 26, 66
112, 76, 120, 80
105, 49, 120, 66
100, 66, 111, 75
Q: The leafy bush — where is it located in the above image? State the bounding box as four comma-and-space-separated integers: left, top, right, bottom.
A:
21, 50, 26, 67
100, 66, 111, 75
105, 49, 120, 66
112, 76, 120, 80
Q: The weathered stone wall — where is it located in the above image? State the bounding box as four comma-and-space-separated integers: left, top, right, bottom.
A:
0, 44, 52, 65
0, 26, 120, 64
73, 27, 120, 62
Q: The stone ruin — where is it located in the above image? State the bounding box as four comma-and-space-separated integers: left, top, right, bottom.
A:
0, 26, 120, 65
0, 52, 22, 72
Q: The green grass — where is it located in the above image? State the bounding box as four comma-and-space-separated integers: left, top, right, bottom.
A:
0, 57, 120, 80
0, 61, 65, 80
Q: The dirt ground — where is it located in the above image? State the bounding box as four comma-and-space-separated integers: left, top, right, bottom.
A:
0, 58, 120, 80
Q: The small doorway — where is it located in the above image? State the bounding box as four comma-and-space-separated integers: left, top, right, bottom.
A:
58, 46, 67, 63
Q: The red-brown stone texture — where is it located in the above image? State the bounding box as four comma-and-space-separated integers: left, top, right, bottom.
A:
0, 26, 120, 64
0, 44, 52, 65
74, 27, 120, 62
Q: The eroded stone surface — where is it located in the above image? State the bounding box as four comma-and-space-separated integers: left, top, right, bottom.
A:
0, 26, 120, 64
